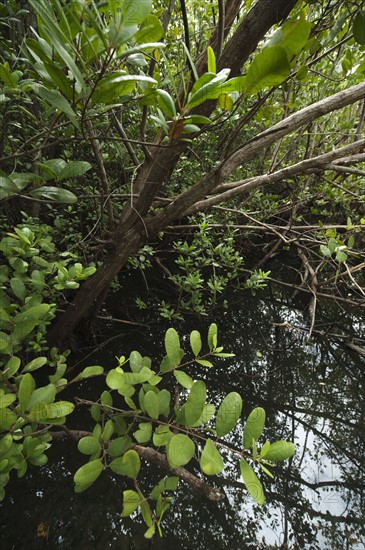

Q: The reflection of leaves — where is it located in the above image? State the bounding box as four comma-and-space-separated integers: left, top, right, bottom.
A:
37, 522, 49, 538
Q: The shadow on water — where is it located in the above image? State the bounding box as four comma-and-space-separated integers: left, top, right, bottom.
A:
1, 277, 364, 549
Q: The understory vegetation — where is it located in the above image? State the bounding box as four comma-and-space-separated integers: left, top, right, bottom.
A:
0, 0, 364, 541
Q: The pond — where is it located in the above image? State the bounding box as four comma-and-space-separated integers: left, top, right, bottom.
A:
1, 276, 364, 549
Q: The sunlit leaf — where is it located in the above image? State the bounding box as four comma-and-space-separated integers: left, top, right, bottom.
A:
243, 407, 266, 449
216, 392, 242, 437
240, 458, 265, 505
200, 439, 224, 475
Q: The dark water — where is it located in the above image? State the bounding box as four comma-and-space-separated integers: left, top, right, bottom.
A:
1, 279, 364, 549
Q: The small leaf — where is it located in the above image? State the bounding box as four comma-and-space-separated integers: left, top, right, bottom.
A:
216, 392, 242, 437
78, 436, 102, 455
240, 458, 265, 505
164, 328, 181, 366
144, 390, 159, 419
243, 407, 266, 449
74, 459, 103, 493
190, 330, 202, 356
22, 357, 47, 373
200, 439, 224, 475
207, 46, 216, 74
174, 370, 193, 389
207, 323, 218, 350
72, 366, 104, 382
121, 490, 140, 517
109, 450, 140, 479
167, 434, 195, 469
134, 422, 152, 444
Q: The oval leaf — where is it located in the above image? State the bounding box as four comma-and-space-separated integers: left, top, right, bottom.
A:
200, 438, 224, 476
215, 392, 242, 437
240, 458, 265, 505
262, 440, 296, 462
243, 407, 266, 449
167, 434, 195, 469
74, 459, 103, 493
109, 450, 140, 479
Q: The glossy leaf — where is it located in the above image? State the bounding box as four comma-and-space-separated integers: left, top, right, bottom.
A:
215, 392, 242, 437
243, 47, 291, 94
200, 438, 224, 475
243, 407, 266, 449
190, 330, 202, 356
29, 186, 77, 203
266, 17, 312, 58
240, 458, 265, 505
78, 436, 102, 455
157, 89, 176, 118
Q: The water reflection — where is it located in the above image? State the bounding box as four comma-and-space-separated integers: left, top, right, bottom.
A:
1, 284, 364, 549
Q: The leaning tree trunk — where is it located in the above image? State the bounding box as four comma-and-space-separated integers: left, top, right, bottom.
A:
47, 0, 300, 345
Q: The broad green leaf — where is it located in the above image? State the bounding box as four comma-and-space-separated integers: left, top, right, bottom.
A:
243, 46, 291, 94
167, 434, 195, 469
29, 186, 77, 203
185, 381, 206, 426
207, 46, 216, 74
10, 278, 26, 302
27, 383, 57, 410
240, 458, 265, 505
207, 323, 218, 351
72, 366, 104, 382
262, 440, 295, 462
134, 14, 164, 43
134, 422, 152, 444
108, 437, 131, 458
74, 458, 103, 493
216, 392, 242, 437
144, 390, 159, 419
4, 356, 21, 378
0, 394, 16, 409
0, 62, 18, 87
101, 419, 114, 442
260, 441, 271, 458
190, 330, 202, 356
353, 11, 365, 45
106, 368, 125, 390
174, 370, 193, 389
130, 350, 143, 372
124, 366, 154, 385
200, 439, 224, 476
219, 76, 246, 94
191, 403, 216, 427
18, 373, 35, 413
59, 161, 92, 180
121, 489, 140, 517
78, 436, 101, 455
109, 450, 140, 479
28, 402, 49, 422
164, 328, 181, 365
266, 17, 312, 58
32, 84, 79, 128
44, 62, 73, 98
243, 407, 266, 449
150, 476, 179, 500
157, 89, 176, 118
158, 389, 171, 417
218, 93, 234, 111
187, 69, 231, 109
122, 0, 152, 26
46, 400, 75, 419
152, 425, 173, 446
13, 304, 50, 340
22, 357, 47, 373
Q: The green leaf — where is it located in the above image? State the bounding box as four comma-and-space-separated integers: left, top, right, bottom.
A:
266, 17, 312, 58
243, 47, 291, 94
58, 161, 92, 180
150, 476, 179, 500
10, 278, 26, 302
27, 383, 57, 410
134, 422, 152, 444
167, 434, 195, 469
190, 330, 202, 356
191, 403, 216, 427
121, 490, 140, 517
106, 368, 125, 390
108, 437, 131, 458
4, 356, 21, 378
207, 323, 218, 351
13, 304, 50, 340
207, 46, 216, 74
262, 440, 295, 462
101, 419, 114, 442
158, 389, 171, 417
215, 392, 242, 437
185, 381, 206, 426
152, 425, 173, 446
74, 458, 103, 493
200, 438, 224, 476
130, 351, 143, 372
78, 436, 101, 455
336, 250, 347, 263
240, 458, 265, 505
156, 89, 176, 118
44, 400, 74, 419
0, 394, 16, 409
134, 14, 164, 43
144, 390, 160, 419
353, 11, 365, 45
29, 186, 77, 203
72, 366, 104, 382
195, 359, 214, 368
187, 69, 231, 109
22, 357, 47, 373
18, 373, 35, 413
32, 84, 80, 128
122, 0, 152, 26
164, 328, 181, 366
109, 450, 140, 479
243, 407, 266, 449
174, 370, 193, 389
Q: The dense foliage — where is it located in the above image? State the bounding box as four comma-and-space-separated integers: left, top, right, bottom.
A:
0, 0, 364, 541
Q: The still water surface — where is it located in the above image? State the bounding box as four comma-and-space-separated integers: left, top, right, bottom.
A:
1, 282, 364, 549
